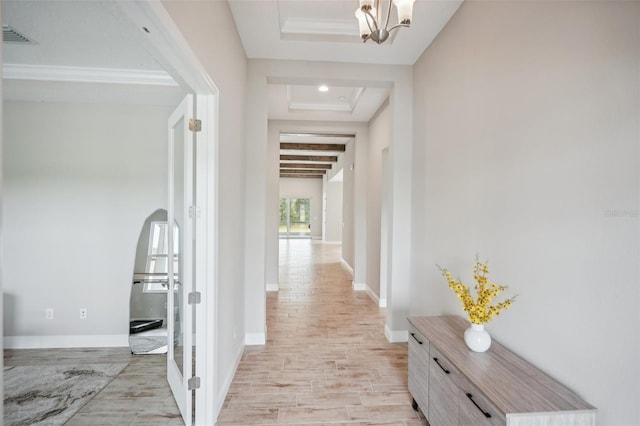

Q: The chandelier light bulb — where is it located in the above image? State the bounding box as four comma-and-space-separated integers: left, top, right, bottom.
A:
393, 0, 415, 24
355, 8, 370, 39
355, 0, 415, 45
359, 0, 375, 11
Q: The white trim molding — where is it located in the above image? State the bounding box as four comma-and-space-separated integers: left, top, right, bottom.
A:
266, 283, 279, 292
2, 64, 179, 86
379, 297, 387, 308
364, 284, 380, 306
384, 325, 408, 343
245, 332, 266, 346
217, 341, 244, 416
352, 281, 366, 291
341, 258, 354, 276
4, 334, 129, 349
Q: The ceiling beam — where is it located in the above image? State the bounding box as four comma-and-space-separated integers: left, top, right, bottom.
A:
280, 132, 355, 138
280, 163, 332, 170
280, 143, 346, 152
280, 173, 323, 179
280, 155, 338, 162
279, 169, 326, 175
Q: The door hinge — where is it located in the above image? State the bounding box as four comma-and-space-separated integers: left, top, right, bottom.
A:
188, 291, 201, 305
188, 205, 201, 219
189, 118, 202, 132
188, 376, 200, 390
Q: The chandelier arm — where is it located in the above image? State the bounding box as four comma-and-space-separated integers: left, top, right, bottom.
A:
383, 0, 393, 32
386, 22, 411, 33
363, 8, 379, 34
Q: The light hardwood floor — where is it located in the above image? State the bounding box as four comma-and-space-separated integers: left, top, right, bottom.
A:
4, 347, 183, 425
4, 240, 426, 425
217, 240, 427, 425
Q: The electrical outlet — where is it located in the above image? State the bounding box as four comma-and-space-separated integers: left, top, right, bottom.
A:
46, 308, 54, 320
80, 308, 87, 319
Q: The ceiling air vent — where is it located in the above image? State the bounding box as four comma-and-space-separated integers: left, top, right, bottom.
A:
3, 25, 35, 44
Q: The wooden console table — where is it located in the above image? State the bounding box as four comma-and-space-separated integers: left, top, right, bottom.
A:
408, 316, 596, 426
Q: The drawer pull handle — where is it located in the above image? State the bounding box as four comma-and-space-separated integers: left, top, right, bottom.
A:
466, 393, 492, 418
410, 332, 423, 345
433, 357, 450, 374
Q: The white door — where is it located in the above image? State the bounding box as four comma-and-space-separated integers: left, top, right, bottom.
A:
167, 94, 194, 425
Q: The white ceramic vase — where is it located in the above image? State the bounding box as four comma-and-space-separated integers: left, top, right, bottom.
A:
464, 323, 491, 352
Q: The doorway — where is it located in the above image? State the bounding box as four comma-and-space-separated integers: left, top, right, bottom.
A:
279, 197, 311, 239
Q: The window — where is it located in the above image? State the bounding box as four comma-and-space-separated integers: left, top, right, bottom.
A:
279, 198, 311, 238
143, 221, 179, 293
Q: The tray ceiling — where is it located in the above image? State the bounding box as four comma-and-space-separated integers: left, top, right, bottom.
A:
228, 0, 463, 65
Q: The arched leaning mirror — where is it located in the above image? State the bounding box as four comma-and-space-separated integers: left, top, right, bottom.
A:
129, 208, 172, 354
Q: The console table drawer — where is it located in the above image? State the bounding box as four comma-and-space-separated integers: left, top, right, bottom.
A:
459, 375, 506, 426
408, 324, 430, 415
429, 345, 460, 426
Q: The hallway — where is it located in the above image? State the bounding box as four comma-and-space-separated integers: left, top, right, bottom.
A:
217, 240, 427, 425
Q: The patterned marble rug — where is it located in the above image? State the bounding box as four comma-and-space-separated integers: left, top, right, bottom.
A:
4, 363, 128, 426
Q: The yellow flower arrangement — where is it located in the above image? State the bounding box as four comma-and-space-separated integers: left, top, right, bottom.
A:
438, 258, 516, 325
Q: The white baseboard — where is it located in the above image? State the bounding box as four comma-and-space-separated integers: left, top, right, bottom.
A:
245, 332, 266, 345
216, 340, 244, 417
323, 240, 341, 245
340, 259, 354, 276
4, 334, 129, 349
266, 283, 279, 292
352, 282, 366, 291
384, 325, 408, 343
361, 285, 386, 308
364, 285, 380, 306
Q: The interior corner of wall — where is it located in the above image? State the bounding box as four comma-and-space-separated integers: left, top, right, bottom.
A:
384, 324, 408, 343
352, 282, 366, 291
340, 259, 354, 276
245, 332, 266, 346
266, 283, 279, 292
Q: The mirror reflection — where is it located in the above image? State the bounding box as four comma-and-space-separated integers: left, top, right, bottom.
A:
129, 208, 177, 355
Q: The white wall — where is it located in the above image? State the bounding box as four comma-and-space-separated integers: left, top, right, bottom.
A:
323, 178, 342, 243
159, 0, 248, 413
247, 60, 412, 343
411, 2, 640, 425
365, 100, 390, 301
3, 100, 170, 346
279, 178, 322, 239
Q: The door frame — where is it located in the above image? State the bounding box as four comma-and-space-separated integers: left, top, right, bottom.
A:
118, 2, 219, 424
167, 94, 195, 423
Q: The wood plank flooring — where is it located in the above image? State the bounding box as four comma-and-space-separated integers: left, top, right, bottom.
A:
4, 347, 183, 425
217, 240, 427, 425
4, 240, 426, 425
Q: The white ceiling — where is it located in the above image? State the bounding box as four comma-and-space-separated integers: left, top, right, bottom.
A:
228, 0, 462, 66
269, 83, 389, 122
234, 0, 462, 123
2, 0, 462, 148
2, 0, 185, 106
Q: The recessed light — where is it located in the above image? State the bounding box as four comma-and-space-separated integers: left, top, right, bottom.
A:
318, 85, 329, 92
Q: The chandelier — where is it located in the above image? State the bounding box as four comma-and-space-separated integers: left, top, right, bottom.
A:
355, 0, 416, 44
